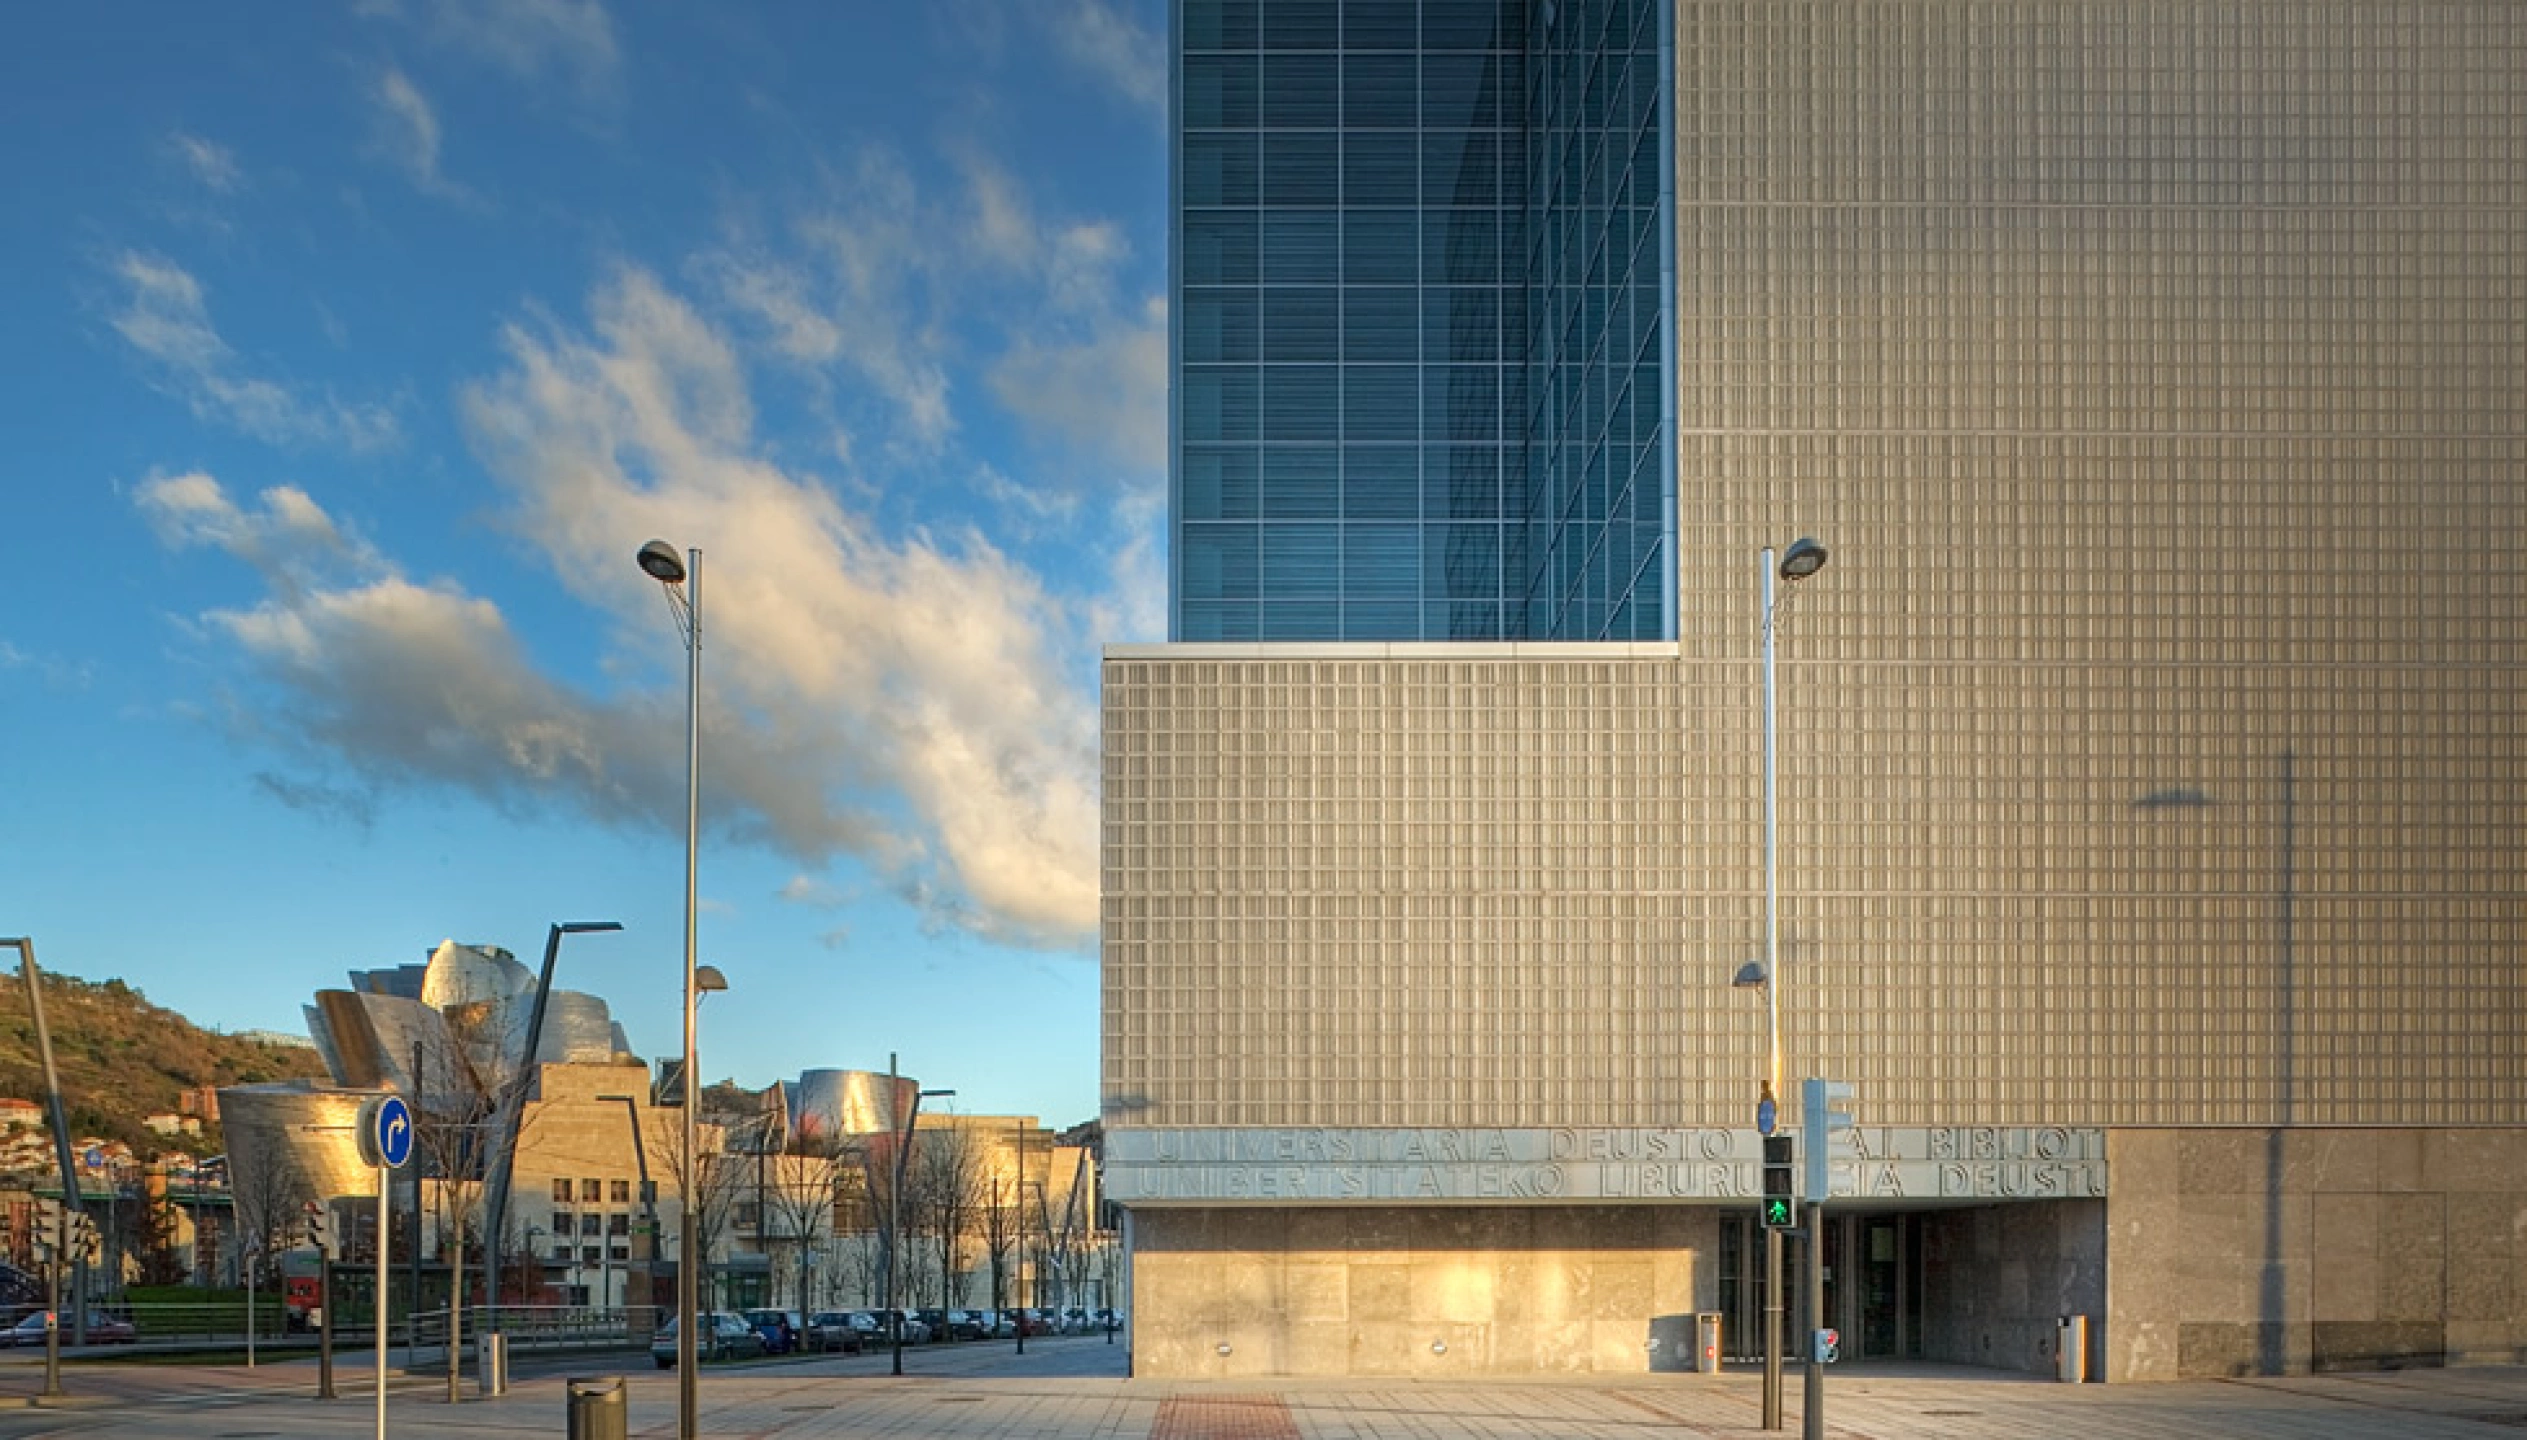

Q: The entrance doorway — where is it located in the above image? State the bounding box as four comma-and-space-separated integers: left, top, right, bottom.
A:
1718, 1211, 1923, 1363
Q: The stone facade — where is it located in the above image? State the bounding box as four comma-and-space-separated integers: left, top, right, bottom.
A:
1131, 1205, 1718, 1377
2105, 1128, 2527, 1381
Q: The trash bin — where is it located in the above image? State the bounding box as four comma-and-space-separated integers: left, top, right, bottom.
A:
567, 1376, 628, 1440
1696, 1313, 1723, 1374
477, 1332, 508, 1397
2055, 1315, 2088, 1383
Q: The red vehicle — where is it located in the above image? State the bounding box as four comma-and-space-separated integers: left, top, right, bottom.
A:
280, 1249, 324, 1333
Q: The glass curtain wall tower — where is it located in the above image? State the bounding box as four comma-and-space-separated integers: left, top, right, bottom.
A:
1171, 0, 1676, 642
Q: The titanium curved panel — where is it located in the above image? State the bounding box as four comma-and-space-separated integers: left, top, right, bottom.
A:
792, 1070, 917, 1142
418, 939, 531, 1011
217, 1082, 379, 1212
536, 992, 619, 1065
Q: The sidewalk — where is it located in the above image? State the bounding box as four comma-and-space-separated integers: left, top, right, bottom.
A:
3, 1341, 2524, 1439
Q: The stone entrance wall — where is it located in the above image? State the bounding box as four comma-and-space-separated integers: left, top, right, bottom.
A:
1128, 1205, 1719, 1378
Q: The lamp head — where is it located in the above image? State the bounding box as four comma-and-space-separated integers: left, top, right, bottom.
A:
1731, 960, 1769, 990
1778, 538, 1829, 581
636, 539, 688, 585
694, 964, 728, 994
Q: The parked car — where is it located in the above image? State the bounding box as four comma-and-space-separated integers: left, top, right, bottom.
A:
881, 1308, 931, 1345
1061, 1307, 1092, 1334
652, 1312, 767, 1368
806, 1309, 876, 1353
744, 1308, 800, 1355
0, 1310, 135, 1346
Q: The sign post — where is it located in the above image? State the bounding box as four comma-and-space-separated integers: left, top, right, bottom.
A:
1799, 1079, 1854, 1440
360, 1095, 415, 1440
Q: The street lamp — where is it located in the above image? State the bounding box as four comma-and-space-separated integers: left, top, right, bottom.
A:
482, 920, 621, 1340
634, 536, 705, 1440
595, 1093, 659, 1326
887, 1073, 953, 1376
1755, 536, 1827, 1432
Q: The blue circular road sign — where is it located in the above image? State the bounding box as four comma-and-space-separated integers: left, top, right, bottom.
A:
364, 1094, 415, 1170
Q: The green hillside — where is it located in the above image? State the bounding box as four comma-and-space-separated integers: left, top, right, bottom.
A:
0, 968, 329, 1160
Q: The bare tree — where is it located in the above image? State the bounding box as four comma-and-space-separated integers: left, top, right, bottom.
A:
913, 1124, 984, 1307
227, 1138, 311, 1289
761, 1136, 842, 1311
658, 1119, 746, 1310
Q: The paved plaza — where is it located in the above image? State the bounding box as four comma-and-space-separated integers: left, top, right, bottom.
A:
3, 1338, 2527, 1438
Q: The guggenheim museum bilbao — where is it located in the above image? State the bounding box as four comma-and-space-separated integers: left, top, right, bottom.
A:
1100, 0, 2526, 1383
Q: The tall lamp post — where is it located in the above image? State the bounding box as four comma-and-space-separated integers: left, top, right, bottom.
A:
1738, 538, 1828, 1431
885, 1066, 953, 1377
634, 537, 705, 1440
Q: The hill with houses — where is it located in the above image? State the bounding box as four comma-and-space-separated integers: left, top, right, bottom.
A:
0, 967, 328, 1180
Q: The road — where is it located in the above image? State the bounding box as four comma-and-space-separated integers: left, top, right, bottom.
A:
2, 1335, 2525, 1438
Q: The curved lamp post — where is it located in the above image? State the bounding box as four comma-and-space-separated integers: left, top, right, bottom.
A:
634, 538, 705, 1440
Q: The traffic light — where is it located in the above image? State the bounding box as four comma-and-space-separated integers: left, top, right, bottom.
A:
1761, 1135, 1798, 1229
304, 1204, 335, 1253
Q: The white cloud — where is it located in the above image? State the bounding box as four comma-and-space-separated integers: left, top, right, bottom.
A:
704, 147, 1165, 483
106, 252, 400, 451
1050, 0, 1166, 114
371, 68, 477, 202
459, 268, 1103, 944
987, 292, 1167, 473
141, 264, 1110, 948
437, 0, 619, 100
167, 132, 243, 192
359, 0, 620, 107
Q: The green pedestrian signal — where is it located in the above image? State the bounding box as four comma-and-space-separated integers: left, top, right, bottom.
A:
1761, 1195, 1797, 1230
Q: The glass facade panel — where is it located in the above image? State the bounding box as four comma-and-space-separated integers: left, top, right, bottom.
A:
1173, 0, 1667, 641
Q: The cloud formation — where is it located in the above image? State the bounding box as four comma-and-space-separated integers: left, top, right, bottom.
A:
370, 68, 476, 202
167, 132, 243, 192
106, 253, 400, 450
140, 261, 1109, 948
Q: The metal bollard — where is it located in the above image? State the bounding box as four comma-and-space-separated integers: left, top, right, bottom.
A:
477, 1332, 509, 1396
2055, 1315, 2089, 1383
1696, 1312, 1723, 1374
566, 1376, 629, 1440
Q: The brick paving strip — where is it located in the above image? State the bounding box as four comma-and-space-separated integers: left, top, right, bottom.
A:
1154, 1394, 1305, 1440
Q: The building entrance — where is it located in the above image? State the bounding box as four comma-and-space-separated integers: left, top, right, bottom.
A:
1719, 1211, 1923, 1363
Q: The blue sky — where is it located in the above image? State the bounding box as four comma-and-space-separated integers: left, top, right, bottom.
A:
2, 1, 1167, 1132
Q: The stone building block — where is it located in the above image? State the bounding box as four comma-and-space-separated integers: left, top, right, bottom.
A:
2311, 1193, 2381, 1322
1286, 1209, 1350, 1252
2445, 1193, 2514, 1322
2311, 1320, 2443, 1371
2445, 1320, 2517, 1365
1348, 1207, 1410, 1253
2378, 1201, 2448, 1323
1587, 1259, 1653, 1320
2307, 1130, 2380, 1194
1348, 1321, 1417, 1377
2108, 1129, 2180, 1198
1283, 1260, 1348, 1321
2440, 1131, 2521, 1195
1409, 1253, 1496, 1322
2179, 1132, 2260, 1195
2376, 1132, 2435, 1194
1285, 1320, 1351, 1375
1587, 1318, 1646, 1371
1347, 1261, 1408, 1321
